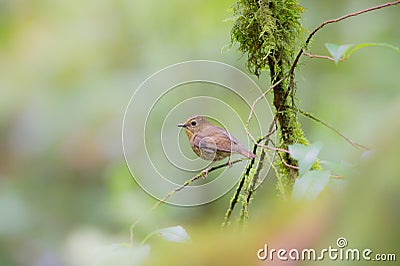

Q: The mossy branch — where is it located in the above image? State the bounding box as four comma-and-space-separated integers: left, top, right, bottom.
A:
231, 0, 308, 197
222, 137, 262, 227
239, 141, 266, 224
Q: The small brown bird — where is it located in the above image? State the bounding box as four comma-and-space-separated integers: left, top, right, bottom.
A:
178, 115, 255, 176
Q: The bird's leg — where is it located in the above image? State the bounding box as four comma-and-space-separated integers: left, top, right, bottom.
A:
201, 162, 214, 179
227, 156, 232, 168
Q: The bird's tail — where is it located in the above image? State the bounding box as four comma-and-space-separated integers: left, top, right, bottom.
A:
240, 150, 256, 159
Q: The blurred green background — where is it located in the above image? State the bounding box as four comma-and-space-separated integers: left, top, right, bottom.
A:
0, 1, 399, 265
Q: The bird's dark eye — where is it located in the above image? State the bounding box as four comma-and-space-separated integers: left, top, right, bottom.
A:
191, 120, 197, 126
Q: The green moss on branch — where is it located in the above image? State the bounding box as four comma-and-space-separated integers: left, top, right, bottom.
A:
231, 0, 308, 197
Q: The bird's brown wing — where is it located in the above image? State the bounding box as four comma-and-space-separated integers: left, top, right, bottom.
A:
193, 128, 255, 159
208, 128, 254, 158
213, 131, 235, 153
192, 130, 233, 153
192, 132, 230, 152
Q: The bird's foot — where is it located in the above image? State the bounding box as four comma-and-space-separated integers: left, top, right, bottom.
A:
201, 168, 209, 179
227, 157, 232, 168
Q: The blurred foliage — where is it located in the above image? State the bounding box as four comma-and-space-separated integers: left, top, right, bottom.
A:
0, 0, 399, 265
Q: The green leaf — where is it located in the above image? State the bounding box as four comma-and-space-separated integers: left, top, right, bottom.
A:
289, 142, 322, 176
325, 43, 353, 63
292, 170, 330, 201
156, 226, 191, 243
320, 160, 353, 177
346, 42, 400, 59
325, 42, 399, 64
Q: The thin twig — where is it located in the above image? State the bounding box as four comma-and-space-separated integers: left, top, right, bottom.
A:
257, 144, 289, 153
245, 110, 278, 150
130, 158, 246, 245
330, 174, 344, 179
290, 0, 400, 76
303, 50, 345, 62
277, 151, 299, 170
281, 159, 299, 170
297, 108, 369, 150
247, 76, 287, 124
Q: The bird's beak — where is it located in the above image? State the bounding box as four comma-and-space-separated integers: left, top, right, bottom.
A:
177, 123, 186, 128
